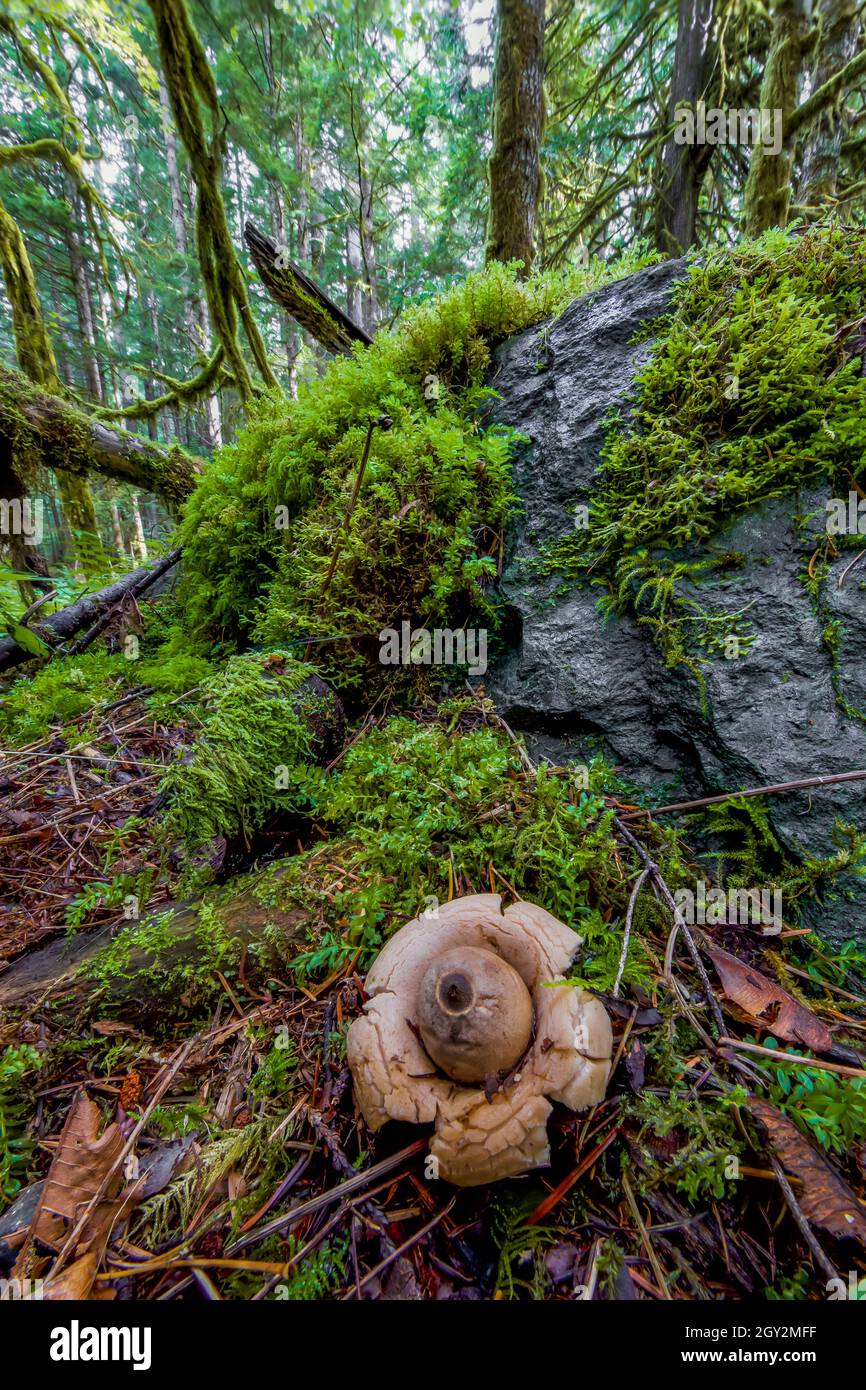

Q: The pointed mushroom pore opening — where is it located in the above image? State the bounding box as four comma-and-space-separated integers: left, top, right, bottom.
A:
417, 945, 533, 1084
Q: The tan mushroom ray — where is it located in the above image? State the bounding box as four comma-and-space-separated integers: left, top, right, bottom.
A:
347, 894, 613, 1186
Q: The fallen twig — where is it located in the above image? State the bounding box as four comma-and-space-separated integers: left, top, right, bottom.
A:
768, 1157, 839, 1286
625, 768, 866, 819
718, 1036, 866, 1080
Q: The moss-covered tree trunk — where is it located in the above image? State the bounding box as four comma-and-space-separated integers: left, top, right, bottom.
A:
485, 0, 545, 278
57, 473, 104, 578
0, 365, 199, 510
0, 198, 61, 391
743, 0, 811, 236
0, 864, 307, 1010
0, 445, 51, 604
0, 194, 106, 577
654, 0, 717, 257
157, 68, 223, 447
796, 0, 861, 212
146, 0, 278, 401
245, 222, 373, 355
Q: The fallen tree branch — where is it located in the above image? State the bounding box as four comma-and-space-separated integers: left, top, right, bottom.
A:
244, 221, 374, 356
0, 364, 200, 508
614, 817, 726, 1037
0, 550, 181, 674
64, 548, 182, 657
768, 1156, 839, 1285
91, 346, 227, 422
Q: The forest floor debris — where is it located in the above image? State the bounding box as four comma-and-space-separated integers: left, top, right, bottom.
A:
2, 685, 865, 1300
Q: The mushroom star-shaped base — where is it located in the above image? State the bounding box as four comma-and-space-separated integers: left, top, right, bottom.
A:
347, 894, 613, 1186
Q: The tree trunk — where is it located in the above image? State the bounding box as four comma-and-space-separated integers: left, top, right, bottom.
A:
485, 0, 546, 277
159, 68, 189, 259
743, 0, 811, 236
106, 483, 126, 559
0, 447, 52, 603
796, 0, 861, 211
358, 169, 378, 336
145, 289, 166, 443
159, 67, 222, 447
310, 161, 326, 276
0, 859, 307, 1010
64, 179, 104, 403
0, 197, 103, 580
57, 472, 104, 578
130, 492, 148, 562
346, 216, 362, 327
61, 179, 107, 572
654, 0, 717, 257
147, 0, 278, 399
267, 172, 297, 388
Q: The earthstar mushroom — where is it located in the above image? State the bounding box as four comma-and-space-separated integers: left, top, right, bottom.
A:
347, 894, 613, 1186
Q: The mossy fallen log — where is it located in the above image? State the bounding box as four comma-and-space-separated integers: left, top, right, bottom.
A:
244, 221, 373, 355
0, 549, 181, 674
0, 862, 307, 1009
0, 364, 200, 509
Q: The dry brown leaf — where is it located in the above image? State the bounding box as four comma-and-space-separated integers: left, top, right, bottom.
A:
27, 1091, 125, 1252
76, 1179, 146, 1260
11, 1091, 145, 1298
40, 1252, 101, 1301
749, 1096, 866, 1246
707, 945, 833, 1052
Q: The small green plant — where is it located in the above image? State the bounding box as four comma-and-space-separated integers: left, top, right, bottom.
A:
765, 1266, 814, 1301
0, 651, 124, 746
0, 1045, 42, 1204
751, 1039, 866, 1155
492, 1190, 556, 1299
625, 1034, 746, 1202
64, 869, 153, 931
249, 1040, 298, 1099
144, 1101, 211, 1139
268, 1235, 351, 1300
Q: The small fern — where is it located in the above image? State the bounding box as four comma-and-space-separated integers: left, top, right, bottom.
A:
492, 1191, 556, 1299
0, 1045, 42, 1205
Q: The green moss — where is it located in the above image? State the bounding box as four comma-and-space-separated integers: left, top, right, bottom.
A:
157, 650, 322, 851
0, 650, 126, 745
0, 622, 212, 748
82, 899, 239, 1004
540, 224, 866, 680
177, 250, 657, 677
246, 705, 686, 983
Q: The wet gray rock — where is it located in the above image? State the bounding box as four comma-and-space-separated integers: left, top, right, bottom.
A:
486, 260, 866, 945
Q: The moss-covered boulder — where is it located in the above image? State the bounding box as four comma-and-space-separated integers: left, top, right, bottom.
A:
487, 229, 866, 945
